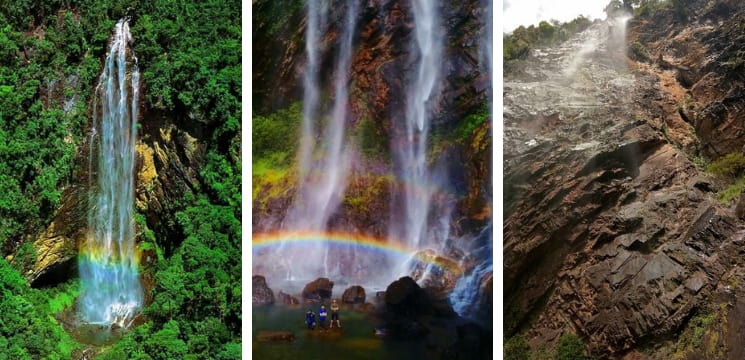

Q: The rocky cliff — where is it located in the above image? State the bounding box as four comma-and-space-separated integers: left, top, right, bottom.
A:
252, 0, 491, 240
505, 1, 745, 358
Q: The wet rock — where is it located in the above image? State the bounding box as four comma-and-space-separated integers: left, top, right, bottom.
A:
302, 277, 334, 302
256, 330, 294, 343
384, 276, 431, 315
252, 275, 275, 305
355, 302, 376, 313
277, 291, 300, 306
408, 249, 462, 299
341, 285, 366, 304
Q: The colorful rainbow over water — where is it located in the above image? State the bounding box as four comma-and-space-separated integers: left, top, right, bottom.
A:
252, 231, 462, 275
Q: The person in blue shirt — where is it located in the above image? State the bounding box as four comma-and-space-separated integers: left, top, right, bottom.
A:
305, 309, 316, 330
318, 305, 328, 330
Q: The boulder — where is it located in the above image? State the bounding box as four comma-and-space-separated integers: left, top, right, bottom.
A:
256, 331, 294, 342
355, 302, 376, 313
301, 277, 334, 301
277, 291, 300, 305
341, 285, 366, 304
408, 249, 462, 299
252, 275, 275, 305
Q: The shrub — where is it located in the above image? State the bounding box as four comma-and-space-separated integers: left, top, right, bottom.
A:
706, 152, 745, 178
505, 334, 531, 360
555, 333, 586, 360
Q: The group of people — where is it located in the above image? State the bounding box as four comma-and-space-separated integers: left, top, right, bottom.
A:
305, 298, 341, 330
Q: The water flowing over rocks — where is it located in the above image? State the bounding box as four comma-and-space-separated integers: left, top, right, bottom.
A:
504, 7, 745, 357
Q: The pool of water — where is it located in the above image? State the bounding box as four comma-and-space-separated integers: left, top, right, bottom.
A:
252, 305, 428, 360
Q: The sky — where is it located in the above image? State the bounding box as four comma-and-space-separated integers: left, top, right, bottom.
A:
503, 0, 609, 33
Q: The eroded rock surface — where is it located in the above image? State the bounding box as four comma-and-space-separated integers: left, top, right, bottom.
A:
253, 275, 275, 305
341, 285, 366, 304
302, 277, 334, 302
505, 10, 745, 358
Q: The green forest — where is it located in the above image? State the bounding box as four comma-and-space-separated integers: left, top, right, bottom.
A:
0, 0, 241, 358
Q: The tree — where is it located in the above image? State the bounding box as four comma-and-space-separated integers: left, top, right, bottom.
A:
556, 333, 587, 360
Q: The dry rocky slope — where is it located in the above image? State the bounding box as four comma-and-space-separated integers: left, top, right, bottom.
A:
505, 1, 745, 358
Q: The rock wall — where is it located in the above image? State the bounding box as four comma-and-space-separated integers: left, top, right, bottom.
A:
252, 0, 491, 239
504, 9, 745, 357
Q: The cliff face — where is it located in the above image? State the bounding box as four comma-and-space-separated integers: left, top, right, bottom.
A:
505, 2, 745, 358
252, 0, 491, 240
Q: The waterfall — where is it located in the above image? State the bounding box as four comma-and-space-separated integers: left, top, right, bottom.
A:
276, 0, 358, 280
297, 0, 326, 185
396, 0, 442, 250
79, 19, 143, 328
449, 224, 492, 321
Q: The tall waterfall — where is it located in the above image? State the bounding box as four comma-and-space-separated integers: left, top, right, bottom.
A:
79, 19, 143, 328
278, 0, 359, 279
395, 0, 443, 249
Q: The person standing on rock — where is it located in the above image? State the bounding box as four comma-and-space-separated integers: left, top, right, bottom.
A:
330, 299, 341, 328
305, 309, 316, 330
318, 305, 328, 330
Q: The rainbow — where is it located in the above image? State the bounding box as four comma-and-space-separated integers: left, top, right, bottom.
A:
252, 231, 462, 275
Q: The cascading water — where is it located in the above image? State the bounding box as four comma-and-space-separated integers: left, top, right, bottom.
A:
449, 224, 492, 322
78, 19, 143, 328
395, 0, 442, 251
271, 0, 359, 281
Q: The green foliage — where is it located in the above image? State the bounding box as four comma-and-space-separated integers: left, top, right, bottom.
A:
356, 117, 389, 158
666, 305, 725, 358
9, 241, 37, 273
555, 333, 587, 360
505, 334, 532, 360
456, 106, 490, 142
253, 0, 305, 37
633, 0, 672, 17
504, 15, 592, 66
0, 259, 79, 358
706, 152, 745, 179
103, 196, 241, 358
253, 102, 302, 159
717, 177, 745, 205
537, 21, 556, 45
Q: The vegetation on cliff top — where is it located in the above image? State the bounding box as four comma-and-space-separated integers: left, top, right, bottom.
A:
503, 16, 593, 68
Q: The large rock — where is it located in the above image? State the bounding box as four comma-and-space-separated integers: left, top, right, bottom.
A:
301, 277, 334, 302
384, 276, 432, 317
277, 290, 300, 306
341, 285, 366, 304
380, 276, 457, 340
28, 185, 87, 286
408, 249, 462, 299
256, 331, 294, 343
252, 275, 275, 305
